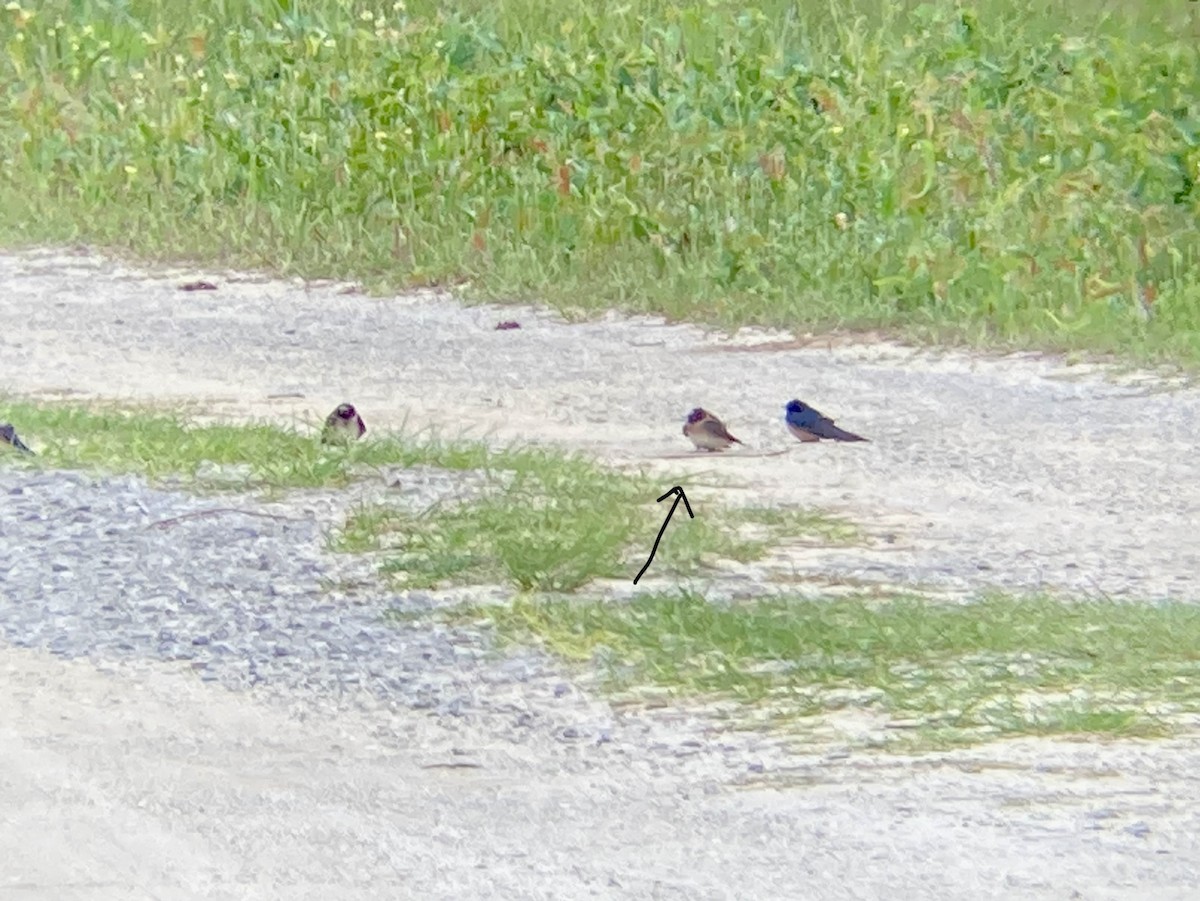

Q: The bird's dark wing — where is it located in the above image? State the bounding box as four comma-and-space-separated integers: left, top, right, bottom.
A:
0, 425, 34, 454
786, 423, 822, 443
809, 418, 867, 442
700, 418, 740, 443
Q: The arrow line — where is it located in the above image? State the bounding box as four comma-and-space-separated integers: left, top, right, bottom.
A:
633, 486, 694, 585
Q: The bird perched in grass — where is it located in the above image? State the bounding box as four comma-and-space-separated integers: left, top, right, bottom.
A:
0, 423, 34, 454
683, 407, 743, 452
321, 403, 366, 444
784, 399, 867, 443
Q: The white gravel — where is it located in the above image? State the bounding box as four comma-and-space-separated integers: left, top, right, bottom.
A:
2, 246, 1199, 898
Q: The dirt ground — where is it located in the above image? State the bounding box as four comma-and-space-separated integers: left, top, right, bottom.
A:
2, 247, 1199, 899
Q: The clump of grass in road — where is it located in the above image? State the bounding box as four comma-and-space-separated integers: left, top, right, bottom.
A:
339, 463, 854, 592
728, 506, 859, 551
0, 398, 494, 488
2, 1, 1200, 362
636, 502, 859, 574
340, 451, 650, 591
476, 592, 1200, 746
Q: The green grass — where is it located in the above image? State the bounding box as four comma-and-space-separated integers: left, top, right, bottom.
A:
338, 465, 854, 592
2, 1, 1200, 361
473, 591, 1200, 745
1, 397, 493, 488
339, 451, 655, 590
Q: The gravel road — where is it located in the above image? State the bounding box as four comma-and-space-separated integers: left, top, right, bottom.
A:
2, 247, 1199, 899
2, 247, 1196, 600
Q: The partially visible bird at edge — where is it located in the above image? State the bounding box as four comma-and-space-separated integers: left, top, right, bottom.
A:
321, 403, 366, 444
683, 407, 743, 452
784, 399, 868, 443
0, 423, 34, 455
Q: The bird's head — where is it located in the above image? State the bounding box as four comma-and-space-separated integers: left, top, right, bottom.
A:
685, 407, 708, 424
785, 399, 806, 415
334, 403, 358, 421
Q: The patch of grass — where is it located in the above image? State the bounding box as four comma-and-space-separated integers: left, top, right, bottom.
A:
475, 591, 1200, 745
339, 463, 854, 592
733, 505, 859, 548
2, 1, 1200, 362
347, 452, 648, 591
0, 397, 493, 488
642, 503, 859, 571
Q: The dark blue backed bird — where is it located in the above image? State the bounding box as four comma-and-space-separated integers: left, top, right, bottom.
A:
784, 399, 867, 443
0, 423, 34, 454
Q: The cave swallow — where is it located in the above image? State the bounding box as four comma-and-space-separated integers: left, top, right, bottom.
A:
321, 403, 366, 444
683, 407, 743, 452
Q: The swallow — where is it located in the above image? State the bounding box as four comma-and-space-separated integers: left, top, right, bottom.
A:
683, 407, 743, 452
784, 399, 867, 443
0, 423, 34, 455
321, 403, 366, 444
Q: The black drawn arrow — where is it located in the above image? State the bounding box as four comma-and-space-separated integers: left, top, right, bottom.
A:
633, 486, 694, 585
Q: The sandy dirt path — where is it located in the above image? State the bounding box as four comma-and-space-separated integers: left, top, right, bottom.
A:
2, 248, 1195, 600
2, 247, 1199, 898
3, 649, 1199, 900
